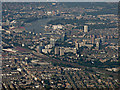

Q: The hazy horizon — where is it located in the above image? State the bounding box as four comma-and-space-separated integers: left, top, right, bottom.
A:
1, 0, 119, 2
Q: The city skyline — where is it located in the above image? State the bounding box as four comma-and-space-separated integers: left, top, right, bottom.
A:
1, 2, 119, 89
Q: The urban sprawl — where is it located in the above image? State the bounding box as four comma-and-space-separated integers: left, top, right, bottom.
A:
1, 2, 120, 89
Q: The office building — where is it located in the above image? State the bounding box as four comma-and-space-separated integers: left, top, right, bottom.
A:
92, 35, 95, 44
75, 41, 79, 50
84, 25, 88, 32
50, 38, 55, 47
96, 42, 100, 50
61, 32, 67, 41
60, 47, 64, 56
55, 47, 59, 55
36, 46, 40, 53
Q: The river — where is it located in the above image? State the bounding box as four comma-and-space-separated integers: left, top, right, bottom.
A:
24, 16, 61, 33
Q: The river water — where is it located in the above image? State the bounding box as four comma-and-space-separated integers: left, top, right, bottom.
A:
24, 16, 60, 33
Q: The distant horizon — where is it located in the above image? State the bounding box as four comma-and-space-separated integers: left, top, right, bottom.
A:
1, 0, 119, 2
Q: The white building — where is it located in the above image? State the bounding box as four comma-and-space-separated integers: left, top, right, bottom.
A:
50, 38, 55, 47
84, 25, 88, 32
64, 47, 77, 54
42, 49, 52, 54
52, 25, 63, 30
